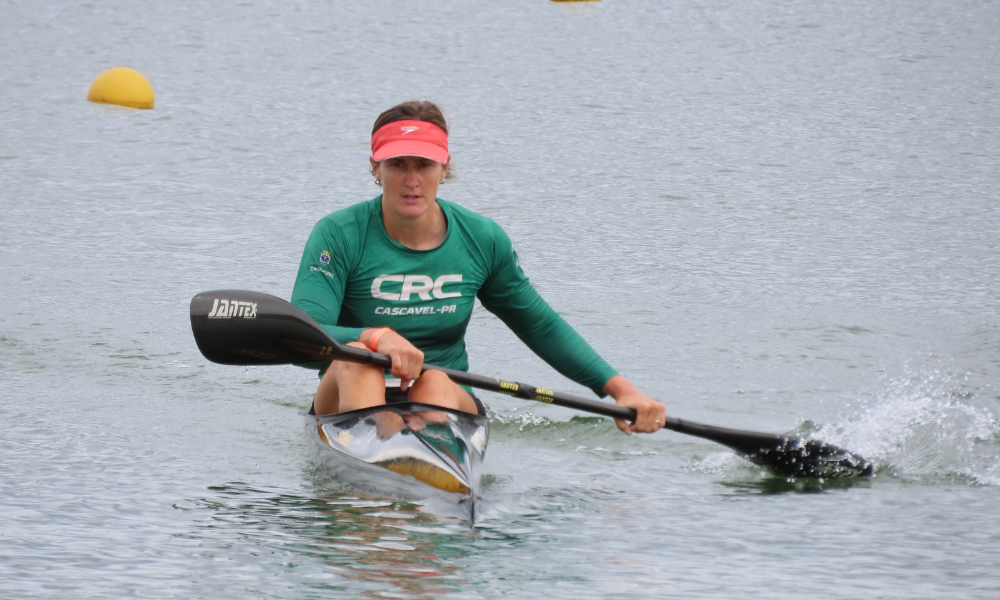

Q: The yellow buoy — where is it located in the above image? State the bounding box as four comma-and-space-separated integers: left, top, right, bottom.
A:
87, 67, 155, 109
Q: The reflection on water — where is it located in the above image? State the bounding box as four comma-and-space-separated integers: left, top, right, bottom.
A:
187, 482, 477, 598
718, 474, 875, 496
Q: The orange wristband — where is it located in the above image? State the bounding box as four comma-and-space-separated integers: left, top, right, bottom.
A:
368, 328, 390, 352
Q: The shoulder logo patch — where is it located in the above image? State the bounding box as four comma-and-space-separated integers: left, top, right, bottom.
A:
319, 250, 331, 264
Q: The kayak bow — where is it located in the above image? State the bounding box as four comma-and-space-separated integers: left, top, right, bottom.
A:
306, 402, 489, 512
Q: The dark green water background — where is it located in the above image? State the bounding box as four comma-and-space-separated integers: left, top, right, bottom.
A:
2, 0, 998, 597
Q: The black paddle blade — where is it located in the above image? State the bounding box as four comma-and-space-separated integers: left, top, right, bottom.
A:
743, 436, 873, 479
671, 419, 873, 478
190, 290, 338, 366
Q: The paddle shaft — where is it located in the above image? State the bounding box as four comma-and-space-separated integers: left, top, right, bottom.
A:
337, 342, 776, 446
335, 341, 645, 422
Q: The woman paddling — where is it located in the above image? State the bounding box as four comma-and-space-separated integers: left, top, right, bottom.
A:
291, 101, 665, 435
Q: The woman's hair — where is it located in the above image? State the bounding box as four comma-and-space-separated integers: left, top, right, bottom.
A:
372, 100, 449, 135
371, 100, 454, 181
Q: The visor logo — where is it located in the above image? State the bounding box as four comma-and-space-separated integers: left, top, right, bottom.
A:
401, 125, 419, 135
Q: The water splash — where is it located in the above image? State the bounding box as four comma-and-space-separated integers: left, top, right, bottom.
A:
487, 409, 610, 433
689, 369, 999, 487
487, 407, 557, 431
816, 371, 1000, 485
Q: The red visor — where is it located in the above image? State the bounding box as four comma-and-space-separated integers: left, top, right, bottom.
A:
371, 120, 449, 164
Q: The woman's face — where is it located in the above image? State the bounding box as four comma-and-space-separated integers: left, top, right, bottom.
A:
372, 155, 449, 220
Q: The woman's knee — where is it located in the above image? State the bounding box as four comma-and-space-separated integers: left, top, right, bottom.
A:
409, 370, 479, 413
409, 370, 455, 404
414, 369, 451, 389
331, 351, 382, 379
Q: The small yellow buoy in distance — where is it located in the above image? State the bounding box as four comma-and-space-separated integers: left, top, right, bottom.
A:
87, 67, 155, 109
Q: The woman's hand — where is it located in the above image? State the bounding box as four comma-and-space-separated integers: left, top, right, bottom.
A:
603, 375, 667, 435
361, 328, 424, 391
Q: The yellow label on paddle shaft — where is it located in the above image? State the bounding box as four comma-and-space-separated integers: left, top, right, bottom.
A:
499, 381, 520, 396
535, 389, 555, 403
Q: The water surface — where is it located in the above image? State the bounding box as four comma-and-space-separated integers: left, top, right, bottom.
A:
2, 0, 999, 598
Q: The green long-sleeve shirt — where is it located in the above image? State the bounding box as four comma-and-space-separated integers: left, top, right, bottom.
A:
290, 196, 618, 397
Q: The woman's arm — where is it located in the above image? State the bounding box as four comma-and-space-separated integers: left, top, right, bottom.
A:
476, 223, 616, 395
477, 223, 666, 433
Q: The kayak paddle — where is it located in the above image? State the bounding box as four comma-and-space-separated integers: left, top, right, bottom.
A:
190, 289, 873, 479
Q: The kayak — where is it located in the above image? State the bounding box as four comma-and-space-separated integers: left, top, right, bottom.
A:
305, 401, 489, 514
